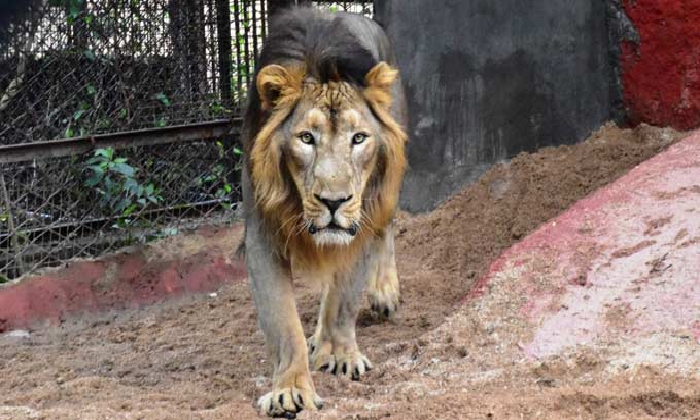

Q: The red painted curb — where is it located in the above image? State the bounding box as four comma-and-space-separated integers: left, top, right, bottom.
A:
0, 225, 246, 333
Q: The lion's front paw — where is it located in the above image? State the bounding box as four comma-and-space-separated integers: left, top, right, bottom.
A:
257, 373, 323, 418
333, 351, 373, 380
367, 276, 400, 320
308, 335, 373, 381
307, 333, 335, 372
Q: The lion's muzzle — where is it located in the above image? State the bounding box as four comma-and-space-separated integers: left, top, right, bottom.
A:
308, 192, 360, 245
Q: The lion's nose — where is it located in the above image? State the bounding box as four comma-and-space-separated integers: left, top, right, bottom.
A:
315, 194, 352, 215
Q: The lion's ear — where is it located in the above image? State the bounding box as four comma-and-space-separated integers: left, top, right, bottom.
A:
256, 64, 304, 110
364, 62, 398, 109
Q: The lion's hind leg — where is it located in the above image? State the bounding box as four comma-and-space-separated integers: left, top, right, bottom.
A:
366, 226, 400, 320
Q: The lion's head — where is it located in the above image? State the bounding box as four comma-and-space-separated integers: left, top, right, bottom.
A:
248, 61, 406, 268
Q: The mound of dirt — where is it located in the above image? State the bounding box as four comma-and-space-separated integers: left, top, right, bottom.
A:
0, 123, 691, 420
390, 123, 682, 340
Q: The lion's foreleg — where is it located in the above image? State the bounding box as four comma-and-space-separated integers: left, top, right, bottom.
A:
245, 220, 323, 417
366, 225, 401, 319
308, 254, 373, 380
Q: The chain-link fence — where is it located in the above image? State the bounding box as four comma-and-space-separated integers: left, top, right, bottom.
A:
0, 0, 373, 282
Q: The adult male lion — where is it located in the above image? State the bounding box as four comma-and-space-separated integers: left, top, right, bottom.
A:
241, 7, 407, 418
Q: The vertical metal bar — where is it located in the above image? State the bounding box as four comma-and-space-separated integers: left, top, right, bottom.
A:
243, 0, 251, 92
208, 0, 217, 93
217, 0, 233, 106
260, 0, 266, 41
0, 172, 26, 276
233, 0, 243, 98
251, 0, 258, 65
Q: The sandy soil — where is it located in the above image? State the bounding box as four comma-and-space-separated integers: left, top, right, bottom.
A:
2, 123, 698, 420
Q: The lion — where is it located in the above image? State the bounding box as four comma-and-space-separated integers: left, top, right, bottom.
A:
240, 7, 407, 418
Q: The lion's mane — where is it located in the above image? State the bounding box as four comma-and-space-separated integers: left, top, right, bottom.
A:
243, 8, 407, 271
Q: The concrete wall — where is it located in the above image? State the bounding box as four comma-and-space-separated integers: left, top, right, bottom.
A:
375, 1, 613, 212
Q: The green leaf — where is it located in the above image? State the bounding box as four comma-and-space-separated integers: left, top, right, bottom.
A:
113, 157, 128, 163
113, 162, 135, 177
95, 148, 113, 159
84, 49, 96, 61
103, 175, 115, 191
86, 84, 96, 95
124, 177, 139, 195
145, 183, 154, 196
118, 108, 128, 119
224, 184, 232, 194
69, 5, 80, 19
84, 166, 104, 186
155, 117, 167, 127
65, 127, 74, 138
221, 202, 232, 210
137, 198, 146, 206
115, 198, 130, 212
153, 92, 170, 107
233, 147, 243, 155
122, 203, 138, 217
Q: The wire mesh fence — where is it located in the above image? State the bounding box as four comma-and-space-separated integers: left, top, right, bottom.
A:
0, 0, 373, 282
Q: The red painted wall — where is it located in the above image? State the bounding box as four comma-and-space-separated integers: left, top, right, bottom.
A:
621, 0, 700, 130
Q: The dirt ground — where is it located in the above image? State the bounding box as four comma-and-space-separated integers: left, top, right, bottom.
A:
2, 123, 698, 420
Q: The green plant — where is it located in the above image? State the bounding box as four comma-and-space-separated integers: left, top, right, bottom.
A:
196, 141, 243, 211
84, 148, 163, 226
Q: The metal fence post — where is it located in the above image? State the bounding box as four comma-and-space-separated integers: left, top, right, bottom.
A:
0, 172, 26, 276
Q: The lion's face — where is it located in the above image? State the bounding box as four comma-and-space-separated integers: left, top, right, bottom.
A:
250, 62, 406, 255
282, 83, 382, 246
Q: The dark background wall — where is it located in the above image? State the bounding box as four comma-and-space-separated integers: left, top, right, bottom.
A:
375, 0, 613, 212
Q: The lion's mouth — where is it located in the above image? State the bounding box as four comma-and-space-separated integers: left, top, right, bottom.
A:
308, 221, 358, 236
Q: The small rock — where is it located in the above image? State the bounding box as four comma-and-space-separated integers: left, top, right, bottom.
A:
4, 329, 30, 338
536, 377, 556, 387
209, 292, 218, 298
457, 346, 468, 358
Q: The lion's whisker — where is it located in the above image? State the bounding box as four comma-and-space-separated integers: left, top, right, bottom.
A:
275, 213, 302, 237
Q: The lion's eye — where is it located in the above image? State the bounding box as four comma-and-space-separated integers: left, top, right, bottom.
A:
299, 132, 315, 145
352, 133, 367, 145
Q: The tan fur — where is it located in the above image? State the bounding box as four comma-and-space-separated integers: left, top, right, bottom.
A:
247, 59, 406, 417
249, 62, 407, 275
